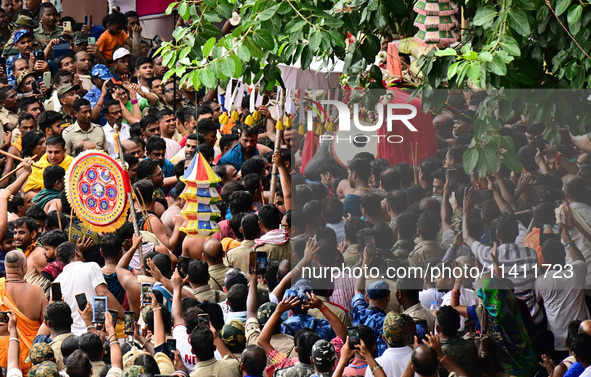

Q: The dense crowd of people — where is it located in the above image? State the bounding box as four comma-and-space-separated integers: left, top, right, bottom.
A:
0, 2, 589, 377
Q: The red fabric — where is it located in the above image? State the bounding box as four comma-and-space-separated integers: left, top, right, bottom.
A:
136, 0, 169, 17
299, 132, 318, 175
387, 43, 402, 78
122, 171, 131, 193
377, 89, 437, 166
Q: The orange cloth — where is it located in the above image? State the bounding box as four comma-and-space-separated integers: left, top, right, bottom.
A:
523, 228, 544, 265
11, 134, 22, 153
0, 278, 41, 374
221, 237, 241, 252
97, 30, 129, 63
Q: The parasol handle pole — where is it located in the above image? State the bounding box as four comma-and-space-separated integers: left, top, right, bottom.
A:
0, 149, 42, 169
269, 89, 284, 204
114, 126, 143, 264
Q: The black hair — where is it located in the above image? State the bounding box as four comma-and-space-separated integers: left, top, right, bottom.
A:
140, 115, 159, 131
494, 213, 519, 244
13, 216, 37, 234
190, 327, 215, 361
240, 124, 258, 138
229, 191, 253, 215
45, 211, 69, 231
571, 334, 591, 364
137, 159, 159, 180
19, 96, 39, 113
43, 165, 65, 190
44, 301, 72, 332
72, 98, 91, 112
241, 213, 260, 240
100, 233, 123, 259
542, 237, 566, 266
226, 284, 248, 312
380, 167, 401, 192
78, 332, 103, 361
25, 205, 46, 223
38, 110, 64, 133
395, 210, 418, 240
133, 179, 154, 205
66, 349, 91, 377
187, 259, 209, 285
360, 193, 382, 218
517, 145, 538, 174
241, 346, 266, 376
418, 210, 439, 241
240, 157, 265, 177
258, 204, 281, 230
56, 241, 77, 264
219, 133, 238, 152
436, 305, 460, 337
199, 143, 214, 161
296, 331, 320, 364
108, 11, 127, 26
144, 304, 171, 336
348, 158, 371, 183
135, 56, 152, 70
322, 196, 343, 224
344, 217, 369, 244
157, 107, 174, 120
146, 136, 166, 154
411, 345, 439, 376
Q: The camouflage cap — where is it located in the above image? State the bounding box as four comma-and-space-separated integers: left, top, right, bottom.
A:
72, 31, 88, 45
26, 342, 55, 364
13, 16, 35, 29
311, 339, 335, 367
367, 280, 390, 300
16, 70, 35, 88
257, 284, 269, 304
121, 365, 146, 377
257, 302, 276, 325
57, 83, 80, 99
383, 311, 404, 346
221, 319, 245, 352
27, 361, 59, 377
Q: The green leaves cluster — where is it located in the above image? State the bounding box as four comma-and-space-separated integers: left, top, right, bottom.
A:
158, 0, 416, 93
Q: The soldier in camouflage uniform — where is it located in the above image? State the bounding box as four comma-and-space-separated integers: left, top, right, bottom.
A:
351, 280, 390, 356
222, 319, 246, 360
28, 361, 60, 377
436, 305, 479, 377
309, 340, 336, 377
26, 342, 55, 365
274, 331, 319, 377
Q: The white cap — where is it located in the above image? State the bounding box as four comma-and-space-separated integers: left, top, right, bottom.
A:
113, 47, 131, 61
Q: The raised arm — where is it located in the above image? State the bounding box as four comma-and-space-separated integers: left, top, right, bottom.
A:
171, 270, 189, 327
149, 293, 166, 347
560, 223, 585, 262
247, 273, 258, 320
257, 295, 299, 353
493, 172, 518, 212
462, 187, 477, 248
302, 292, 346, 341
272, 149, 291, 211
105, 307, 123, 369
116, 234, 142, 316
441, 180, 453, 232
489, 176, 514, 215
7, 312, 19, 371
271, 237, 317, 300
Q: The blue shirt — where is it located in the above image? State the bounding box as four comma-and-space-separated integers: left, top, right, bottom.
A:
6, 52, 42, 87
351, 292, 387, 356
564, 362, 585, 377
162, 158, 175, 177
343, 194, 363, 217
218, 142, 259, 170
84, 85, 107, 126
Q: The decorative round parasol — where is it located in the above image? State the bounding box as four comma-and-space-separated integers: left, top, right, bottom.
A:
64, 150, 131, 232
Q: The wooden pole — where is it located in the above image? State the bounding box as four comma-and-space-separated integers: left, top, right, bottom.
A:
0, 149, 42, 169
56, 207, 62, 231
269, 89, 284, 205
68, 207, 74, 241
0, 154, 37, 184
114, 125, 143, 264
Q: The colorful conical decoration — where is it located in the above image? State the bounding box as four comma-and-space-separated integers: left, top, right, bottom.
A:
179, 152, 222, 236
413, 0, 460, 48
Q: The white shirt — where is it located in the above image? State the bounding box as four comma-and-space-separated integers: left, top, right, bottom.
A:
535, 260, 589, 351
419, 288, 444, 309
440, 286, 479, 331
54, 261, 107, 335
580, 365, 591, 377
102, 122, 131, 158
365, 346, 417, 377
558, 202, 591, 289
326, 220, 346, 245
173, 324, 222, 371
164, 138, 182, 161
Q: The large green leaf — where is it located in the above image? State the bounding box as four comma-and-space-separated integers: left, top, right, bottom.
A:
221, 56, 236, 77
503, 151, 522, 173
199, 68, 216, 88
482, 145, 501, 173
473, 6, 497, 25
568, 5, 583, 34
236, 44, 251, 62
508, 9, 531, 36
301, 45, 313, 70
309, 30, 322, 51
252, 29, 275, 50
555, 0, 572, 16
202, 37, 216, 57
463, 147, 480, 173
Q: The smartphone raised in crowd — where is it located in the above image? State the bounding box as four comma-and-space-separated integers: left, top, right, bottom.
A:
364, 235, 377, 257
177, 256, 189, 279
51, 282, 62, 301
0, 311, 8, 324
447, 168, 458, 189
92, 296, 107, 324
141, 282, 152, 304
75, 293, 88, 312
347, 327, 360, 348
108, 309, 118, 326
124, 311, 135, 335
166, 339, 176, 360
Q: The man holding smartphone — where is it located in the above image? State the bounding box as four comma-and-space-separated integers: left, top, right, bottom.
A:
33, 4, 62, 48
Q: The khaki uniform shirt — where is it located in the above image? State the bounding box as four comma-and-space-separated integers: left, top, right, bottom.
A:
50, 331, 75, 370
402, 302, 436, 331
343, 243, 361, 268
255, 241, 291, 263
63, 121, 108, 155
308, 295, 352, 327
91, 361, 106, 377
407, 240, 445, 269
192, 284, 226, 303
245, 317, 297, 358
224, 240, 255, 274
208, 264, 230, 291
189, 357, 240, 377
